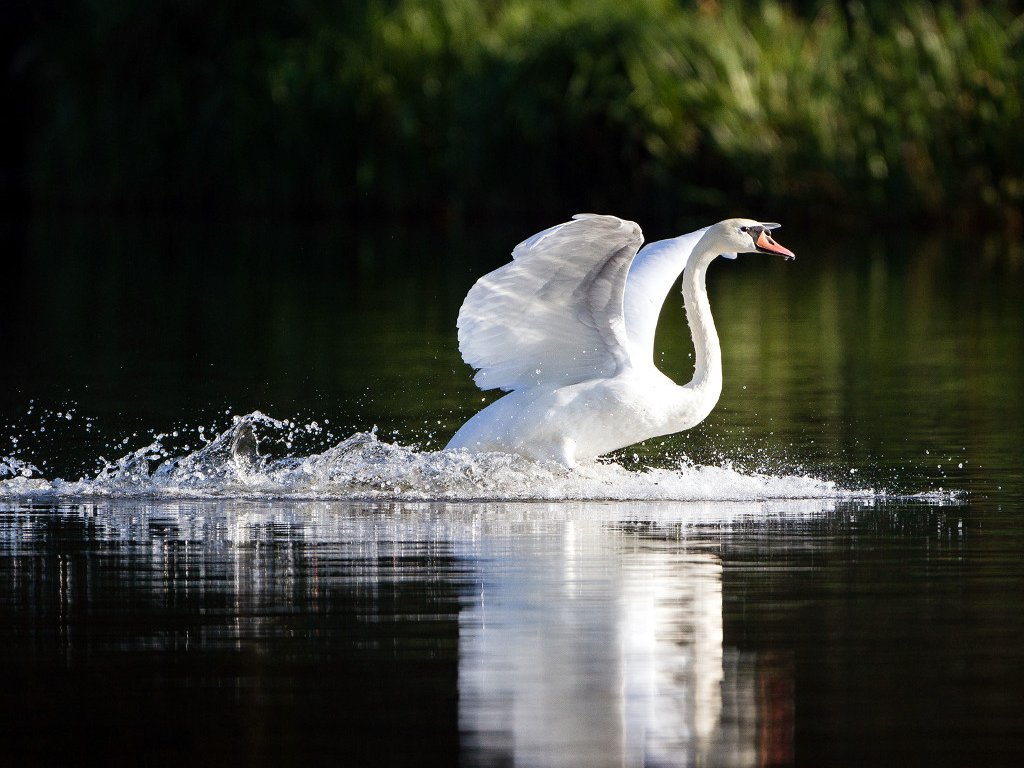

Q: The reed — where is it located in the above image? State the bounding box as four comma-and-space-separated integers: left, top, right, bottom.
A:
20, 1, 1024, 226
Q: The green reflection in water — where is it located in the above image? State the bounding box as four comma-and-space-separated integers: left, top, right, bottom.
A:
3, 215, 1023, 496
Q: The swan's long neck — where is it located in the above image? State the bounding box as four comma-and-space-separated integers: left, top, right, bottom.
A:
675, 247, 723, 421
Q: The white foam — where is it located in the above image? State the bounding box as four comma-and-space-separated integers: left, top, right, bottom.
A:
0, 410, 904, 503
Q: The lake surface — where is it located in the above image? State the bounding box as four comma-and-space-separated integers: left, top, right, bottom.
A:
2, 215, 1023, 765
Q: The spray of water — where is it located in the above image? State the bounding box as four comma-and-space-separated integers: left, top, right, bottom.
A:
0, 410, 919, 502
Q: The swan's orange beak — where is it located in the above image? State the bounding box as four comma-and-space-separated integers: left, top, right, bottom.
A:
755, 229, 795, 261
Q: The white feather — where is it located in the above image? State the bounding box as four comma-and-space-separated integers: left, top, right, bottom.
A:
447, 215, 793, 465
622, 228, 708, 365
457, 214, 643, 391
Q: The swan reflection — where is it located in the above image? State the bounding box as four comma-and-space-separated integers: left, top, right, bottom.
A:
1, 499, 814, 765
458, 514, 760, 766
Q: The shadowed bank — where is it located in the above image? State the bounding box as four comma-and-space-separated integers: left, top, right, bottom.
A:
5, 0, 1024, 228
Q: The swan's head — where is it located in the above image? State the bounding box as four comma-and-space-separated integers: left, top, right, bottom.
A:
713, 218, 795, 261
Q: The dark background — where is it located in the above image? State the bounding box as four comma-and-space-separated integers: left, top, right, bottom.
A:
4, 0, 1023, 228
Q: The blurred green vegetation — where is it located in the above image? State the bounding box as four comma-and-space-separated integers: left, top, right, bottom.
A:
9, 0, 1024, 226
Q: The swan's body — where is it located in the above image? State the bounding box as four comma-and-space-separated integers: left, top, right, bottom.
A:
446, 215, 794, 466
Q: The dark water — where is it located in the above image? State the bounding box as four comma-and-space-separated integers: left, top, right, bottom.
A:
2, 215, 1023, 765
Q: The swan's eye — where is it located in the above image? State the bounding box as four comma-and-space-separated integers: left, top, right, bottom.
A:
739, 226, 749, 233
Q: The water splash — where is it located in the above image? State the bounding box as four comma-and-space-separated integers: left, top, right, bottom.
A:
0, 410, 921, 503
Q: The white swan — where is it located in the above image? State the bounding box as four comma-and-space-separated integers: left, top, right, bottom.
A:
445, 215, 795, 466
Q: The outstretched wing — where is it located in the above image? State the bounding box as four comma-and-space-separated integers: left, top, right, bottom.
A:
622, 226, 709, 365
457, 214, 644, 392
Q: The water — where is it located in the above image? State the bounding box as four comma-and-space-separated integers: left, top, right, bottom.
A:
2, 215, 1023, 765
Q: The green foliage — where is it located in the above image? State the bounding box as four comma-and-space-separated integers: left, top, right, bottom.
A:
16, 0, 1024, 225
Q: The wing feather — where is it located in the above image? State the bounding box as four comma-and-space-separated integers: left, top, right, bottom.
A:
457, 214, 644, 392
622, 227, 709, 364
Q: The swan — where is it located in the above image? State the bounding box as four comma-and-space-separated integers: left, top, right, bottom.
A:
445, 215, 795, 466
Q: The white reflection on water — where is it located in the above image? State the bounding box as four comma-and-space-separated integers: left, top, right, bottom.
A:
1, 498, 827, 765
456, 509, 759, 767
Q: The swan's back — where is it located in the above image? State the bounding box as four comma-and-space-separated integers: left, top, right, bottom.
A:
457, 215, 643, 392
